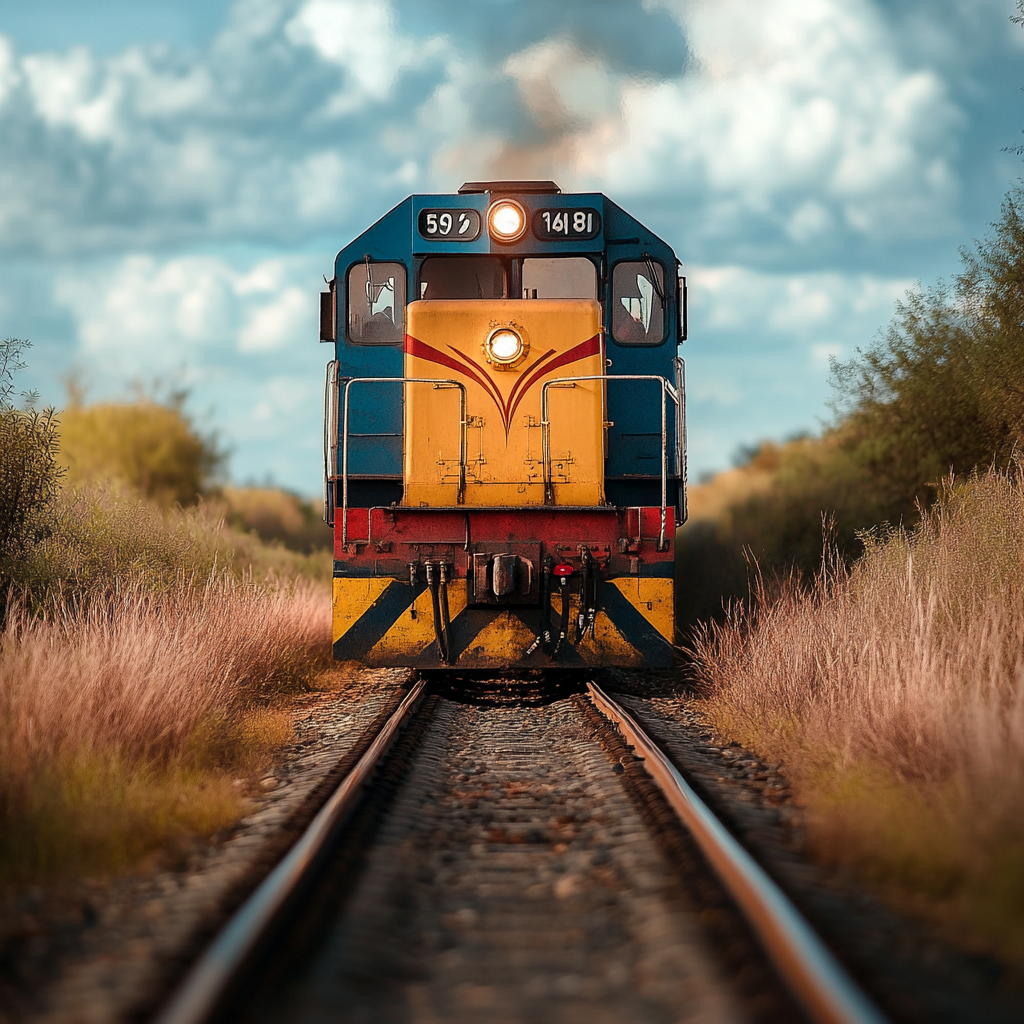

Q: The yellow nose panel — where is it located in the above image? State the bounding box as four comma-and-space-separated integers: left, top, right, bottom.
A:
403, 299, 605, 507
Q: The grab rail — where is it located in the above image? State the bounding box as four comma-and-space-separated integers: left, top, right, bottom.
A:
541, 374, 682, 551
323, 360, 338, 526
332, 376, 468, 544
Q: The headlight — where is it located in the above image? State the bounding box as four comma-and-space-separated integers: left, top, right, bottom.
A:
486, 327, 524, 364
487, 199, 527, 242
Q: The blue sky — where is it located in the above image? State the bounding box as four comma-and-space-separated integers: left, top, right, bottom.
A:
1, 0, 1023, 493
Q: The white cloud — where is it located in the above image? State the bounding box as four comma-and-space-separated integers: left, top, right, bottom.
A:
23, 46, 123, 143
240, 286, 310, 352
689, 264, 913, 342
0, 0, 981, 258
54, 253, 317, 370
285, 0, 426, 111
576, 0, 963, 240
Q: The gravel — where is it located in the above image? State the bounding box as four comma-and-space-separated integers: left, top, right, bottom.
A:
231, 694, 757, 1024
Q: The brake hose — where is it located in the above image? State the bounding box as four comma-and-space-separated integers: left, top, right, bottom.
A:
578, 547, 597, 642
552, 570, 571, 658
526, 556, 554, 656
438, 561, 453, 664
425, 561, 449, 665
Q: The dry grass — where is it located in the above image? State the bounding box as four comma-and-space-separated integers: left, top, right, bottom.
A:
6, 482, 331, 599
690, 468, 1024, 963
0, 577, 330, 886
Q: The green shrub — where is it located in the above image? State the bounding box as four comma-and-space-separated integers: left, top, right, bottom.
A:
59, 388, 222, 507
0, 339, 63, 580
9, 483, 332, 602
679, 185, 1024, 625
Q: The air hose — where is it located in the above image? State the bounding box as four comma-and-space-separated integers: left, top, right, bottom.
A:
526, 556, 554, 656
552, 568, 571, 658
577, 546, 598, 641
425, 561, 450, 665
438, 561, 453, 663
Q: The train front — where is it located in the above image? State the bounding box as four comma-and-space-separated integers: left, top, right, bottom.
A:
321, 180, 686, 670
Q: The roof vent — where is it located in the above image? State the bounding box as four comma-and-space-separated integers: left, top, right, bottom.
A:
458, 180, 561, 195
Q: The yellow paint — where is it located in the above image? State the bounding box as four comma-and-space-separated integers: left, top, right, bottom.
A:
608, 576, 675, 641
332, 577, 393, 644
576, 609, 645, 664
404, 299, 604, 507
455, 611, 538, 667
367, 579, 468, 660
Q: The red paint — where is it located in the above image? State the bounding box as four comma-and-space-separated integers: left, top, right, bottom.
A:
334, 505, 674, 578
404, 332, 600, 435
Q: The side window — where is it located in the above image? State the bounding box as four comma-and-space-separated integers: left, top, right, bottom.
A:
521, 257, 597, 299
611, 260, 666, 345
347, 261, 406, 344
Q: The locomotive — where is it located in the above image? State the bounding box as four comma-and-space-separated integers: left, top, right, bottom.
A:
320, 180, 686, 669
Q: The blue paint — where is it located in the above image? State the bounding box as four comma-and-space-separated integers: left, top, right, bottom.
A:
328, 187, 683, 501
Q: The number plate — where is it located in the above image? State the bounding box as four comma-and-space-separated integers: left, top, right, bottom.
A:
418, 208, 482, 241
533, 208, 601, 241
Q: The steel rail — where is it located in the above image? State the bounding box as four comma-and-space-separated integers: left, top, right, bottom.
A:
151, 679, 428, 1024
587, 681, 888, 1024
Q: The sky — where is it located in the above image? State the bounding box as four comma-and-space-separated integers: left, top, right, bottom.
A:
1, 0, 1023, 494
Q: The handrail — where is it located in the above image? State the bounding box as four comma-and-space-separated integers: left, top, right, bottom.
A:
323, 360, 338, 526
541, 374, 682, 551
337, 376, 468, 545
673, 356, 688, 525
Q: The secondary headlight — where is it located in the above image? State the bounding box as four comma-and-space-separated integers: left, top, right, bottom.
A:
487, 199, 527, 242
486, 327, 524, 364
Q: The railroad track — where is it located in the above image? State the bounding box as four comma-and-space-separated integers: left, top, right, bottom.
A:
152, 677, 887, 1024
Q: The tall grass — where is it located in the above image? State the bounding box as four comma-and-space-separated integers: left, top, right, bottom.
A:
690, 469, 1024, 962
0, 577, 330, 885
5, 482, 331, 600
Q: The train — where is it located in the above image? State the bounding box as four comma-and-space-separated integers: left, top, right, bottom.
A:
320, 180, 686, 670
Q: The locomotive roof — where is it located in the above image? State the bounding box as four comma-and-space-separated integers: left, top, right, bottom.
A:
333, 187, 678, 266
458, 180, 561, 194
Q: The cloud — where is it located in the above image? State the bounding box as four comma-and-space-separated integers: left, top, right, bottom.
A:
577, 0, 963, 248
53, 251, 318, 370
285, 0, 434, 113
0, 0, 981, 264
689, 263, 912, 343
3, 0, 1019, 489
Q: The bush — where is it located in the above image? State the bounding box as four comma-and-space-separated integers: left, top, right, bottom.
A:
0, 576, 330, 884
0, 339, 62, 574
59, 386, 222, 507
7, 483, 333, 603
678, 185, 1024, 624
216, 485, 332, 554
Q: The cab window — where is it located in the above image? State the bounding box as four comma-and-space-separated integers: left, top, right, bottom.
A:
611, 260, 666, 345
418, 256, 506, 299
347, 261, 406, 344
521, 257, 597, 299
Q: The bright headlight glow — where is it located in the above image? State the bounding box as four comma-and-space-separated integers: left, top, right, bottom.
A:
487, 328, 523, 363
487, 200, 526, 242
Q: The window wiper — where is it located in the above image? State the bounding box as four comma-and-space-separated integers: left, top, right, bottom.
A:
643, 253, 666, 307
